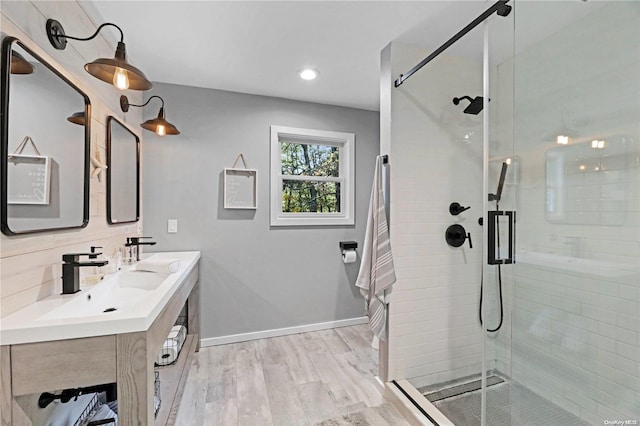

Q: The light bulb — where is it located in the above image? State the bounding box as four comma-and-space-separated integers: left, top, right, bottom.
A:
113, 67, 129, 90
156, 124, 166, 136
505, 158, 512, 165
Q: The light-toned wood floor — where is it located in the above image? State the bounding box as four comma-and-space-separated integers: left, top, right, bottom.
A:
173, 324, 409, 425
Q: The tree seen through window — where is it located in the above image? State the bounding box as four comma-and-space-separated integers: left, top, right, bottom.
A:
280, 142, 340, 212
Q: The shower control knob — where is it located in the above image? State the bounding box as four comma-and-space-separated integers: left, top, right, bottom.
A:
449, 202, 470, 216
445, 224, 472, 249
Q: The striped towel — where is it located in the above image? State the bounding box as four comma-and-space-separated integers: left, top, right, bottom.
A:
356, 155, 396, 340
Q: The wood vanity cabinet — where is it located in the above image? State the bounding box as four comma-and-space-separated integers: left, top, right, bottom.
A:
0, 266, 200, 426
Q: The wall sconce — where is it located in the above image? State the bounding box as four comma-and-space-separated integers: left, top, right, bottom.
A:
10, 51, 34, 74
120, 95, 180, 136
45, 19, 152, 91
66, 111, 86, 126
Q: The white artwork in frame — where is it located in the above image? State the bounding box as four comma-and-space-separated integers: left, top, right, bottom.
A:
224, 168, 257, 209
7, 154, 52, 205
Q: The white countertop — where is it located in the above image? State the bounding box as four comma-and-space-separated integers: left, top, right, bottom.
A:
0, 251, 200, 346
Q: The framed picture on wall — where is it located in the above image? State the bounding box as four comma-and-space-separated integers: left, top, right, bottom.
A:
7, 135, 52, 205
224, 153, 257, 209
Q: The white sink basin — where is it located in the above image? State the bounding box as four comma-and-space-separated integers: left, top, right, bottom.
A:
118, 270, 166, 290
0, 251, 200, 345
38, 271, 162, 321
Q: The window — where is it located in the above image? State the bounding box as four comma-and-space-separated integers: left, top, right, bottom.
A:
270, 126, 355, 226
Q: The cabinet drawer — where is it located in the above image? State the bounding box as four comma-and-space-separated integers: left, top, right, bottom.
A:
11, 335, 116, 395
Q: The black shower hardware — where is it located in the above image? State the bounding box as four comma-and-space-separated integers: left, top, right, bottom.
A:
449, 202, 470, 216
488, 161, 509, 202
488, 210, 515, 265
394, 0, 511, 87
453, 96, 488, 115
479, 160, 515, 333
445, 224, 472, 249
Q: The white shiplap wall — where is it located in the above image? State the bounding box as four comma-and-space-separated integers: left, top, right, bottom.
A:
1, 1, 144, 317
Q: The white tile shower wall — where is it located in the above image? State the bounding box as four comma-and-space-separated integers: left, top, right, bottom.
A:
0, 1, 143, 317
504, 3, 640, 423
383, 42, 496, 387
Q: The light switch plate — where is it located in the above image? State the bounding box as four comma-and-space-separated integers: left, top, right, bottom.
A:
168, 219, 178, 233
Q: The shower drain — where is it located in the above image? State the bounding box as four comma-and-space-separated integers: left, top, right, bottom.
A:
424, 375, 505, 402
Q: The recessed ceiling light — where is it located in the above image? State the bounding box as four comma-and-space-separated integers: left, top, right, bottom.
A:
299, 68, 318, 81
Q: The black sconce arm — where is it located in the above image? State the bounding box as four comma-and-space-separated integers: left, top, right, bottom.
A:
46, 20, 126, 51
120, 95, 167, 119
50, 22, 124, 44
127, 95, 165, 110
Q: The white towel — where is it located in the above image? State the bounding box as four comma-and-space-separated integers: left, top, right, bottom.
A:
356, 155, 396, 341
86, 404, 117, 425
136, 259, 181, 274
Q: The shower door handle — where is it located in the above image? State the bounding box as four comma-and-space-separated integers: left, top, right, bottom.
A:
488, 210, 515, 264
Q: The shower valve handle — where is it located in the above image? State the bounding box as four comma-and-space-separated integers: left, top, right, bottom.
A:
445, 224, 472, 249
449, 202, 470, 216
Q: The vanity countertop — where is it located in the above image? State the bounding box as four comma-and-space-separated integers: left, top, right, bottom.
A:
0, 251, 200, 346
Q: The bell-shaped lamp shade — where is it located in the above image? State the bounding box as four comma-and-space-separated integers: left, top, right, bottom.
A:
11, 51, 35, 74
66, 111, 86, 126
141, 108, 180, 136
84, 42, 152, 91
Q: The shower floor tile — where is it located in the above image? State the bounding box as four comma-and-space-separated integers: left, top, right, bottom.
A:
428, 381, 590, 426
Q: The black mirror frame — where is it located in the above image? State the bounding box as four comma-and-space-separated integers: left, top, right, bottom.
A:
106, 116, 140, 224
0, 36, 91, 236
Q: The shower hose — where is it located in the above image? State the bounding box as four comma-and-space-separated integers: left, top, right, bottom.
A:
479, 200, 504, 332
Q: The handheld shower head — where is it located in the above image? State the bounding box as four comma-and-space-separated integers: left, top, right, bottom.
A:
453, 96, 488, 115
489, 161, 509, 202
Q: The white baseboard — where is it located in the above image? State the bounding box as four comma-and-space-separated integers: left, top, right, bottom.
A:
200, 316, 369, 347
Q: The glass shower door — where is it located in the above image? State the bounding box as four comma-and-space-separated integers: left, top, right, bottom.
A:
506, 1, 640, 424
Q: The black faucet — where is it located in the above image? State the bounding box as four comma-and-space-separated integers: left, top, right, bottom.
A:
61, 251, 109, 295
125, 237, 157, 261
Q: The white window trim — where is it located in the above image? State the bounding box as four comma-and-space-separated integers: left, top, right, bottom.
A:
270, 125, 355, 226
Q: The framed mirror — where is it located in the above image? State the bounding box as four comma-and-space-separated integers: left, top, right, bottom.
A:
1, 37, 90, 235
107, 116, 139, 224
545, 136, 636, 225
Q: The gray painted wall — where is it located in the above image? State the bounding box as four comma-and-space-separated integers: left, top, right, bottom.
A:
142, 83, 379, 339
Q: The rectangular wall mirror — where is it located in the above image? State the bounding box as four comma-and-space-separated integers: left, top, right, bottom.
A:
1, 37, 90, 235
107, 116, 139, 224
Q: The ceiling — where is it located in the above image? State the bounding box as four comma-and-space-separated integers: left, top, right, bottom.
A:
87, 1, 490, 111
87, 1, 603, 112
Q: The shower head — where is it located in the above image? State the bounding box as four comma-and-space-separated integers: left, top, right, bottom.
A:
453, 96, 487, 115
489, 161, 509, 202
